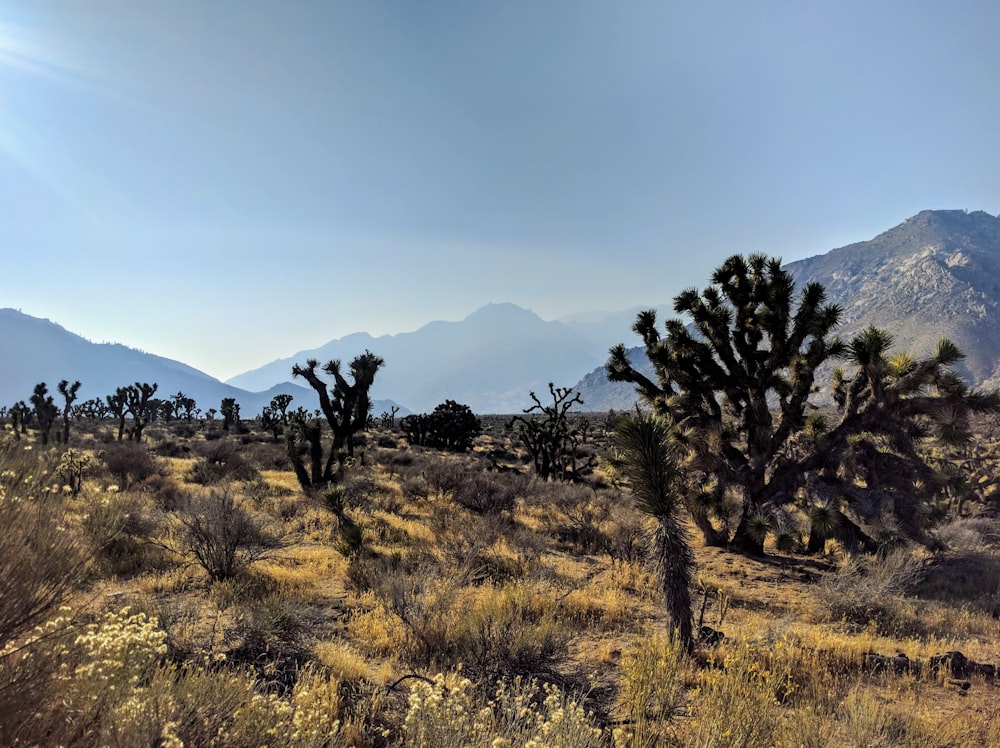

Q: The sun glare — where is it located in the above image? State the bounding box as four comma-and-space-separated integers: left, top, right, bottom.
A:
0, 17, 67, 80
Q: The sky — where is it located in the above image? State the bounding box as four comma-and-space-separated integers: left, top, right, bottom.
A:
2, 1, 1000, 381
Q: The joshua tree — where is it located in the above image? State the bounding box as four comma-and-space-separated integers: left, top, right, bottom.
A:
124, 382, 158, 442
509, 384, 594, 481
608, 254, 844, 554
76, 398, 110, 421
9, 401, 31, 439
220, 398, 240, 432
269, 393, 294, 424
106, 388, 129, 441
56, 380, 81, 443
614, 411, 695, 649
800, 327, 1000, 550
290, 351, 384, 491
610, 254, 1000, 555
259, 405, 283, 443
30, 383, 59, 446
171, 392, 197, 421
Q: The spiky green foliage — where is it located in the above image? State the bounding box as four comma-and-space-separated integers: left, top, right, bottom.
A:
810, 326, 1000, 545
614, 412, 695, 648
608, 254, 844, 553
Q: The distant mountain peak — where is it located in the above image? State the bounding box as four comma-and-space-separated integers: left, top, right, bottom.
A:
464, 302, 541, 322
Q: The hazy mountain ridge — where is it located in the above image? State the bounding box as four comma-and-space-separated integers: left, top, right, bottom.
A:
0, 309, 322, 416
227, 302, 607, 413
9, 210, 1000, 417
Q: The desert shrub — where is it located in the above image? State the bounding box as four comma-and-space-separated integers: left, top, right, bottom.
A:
615, 632, 689, 748
4, 602, 352, 748
396, 579, 572, 680
341, 468, 377, 508
225, 594, 312, 693
422, 458, 528, 515
401, 400, 482, 452
420, 457, 467, 497
402, 671, 602, 748
188, 439, 261, 485
346, 549, 428, 595
451, 469, 525, 515
687, 642, 787, 748
152, 437, 190, 458
376, 433, 398, 448
22, 607, 171, 747
814, 548, 925, 632
82, 493, 164, 576
144, 472, 187, 511
98, 441, 160, 489
178, 490, 279, 581
0, 453, 88, 740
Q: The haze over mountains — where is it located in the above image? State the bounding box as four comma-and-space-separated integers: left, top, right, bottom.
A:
5, 209, 1000, 415
0, 308, 316, 415
226, 302, 617, 414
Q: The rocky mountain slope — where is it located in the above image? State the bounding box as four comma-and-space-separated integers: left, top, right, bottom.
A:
576, 209, 1000, 411
785, 209, 1000, 387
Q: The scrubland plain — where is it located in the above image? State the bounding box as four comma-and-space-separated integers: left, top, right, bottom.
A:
1, 413, 999, 747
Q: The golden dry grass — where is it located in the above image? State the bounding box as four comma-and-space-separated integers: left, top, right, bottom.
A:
3, 423, 999, 746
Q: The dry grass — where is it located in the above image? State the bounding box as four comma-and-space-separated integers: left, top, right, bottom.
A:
2, 424, 999, 746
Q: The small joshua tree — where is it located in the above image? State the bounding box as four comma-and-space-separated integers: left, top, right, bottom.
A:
57, 380, 81, 444
29, 383, 59, 446
509, 384, 595, 481
290, 351, 384, 491
9, 401, 31, 439
125, 382, 158, 442
269, 393, 294, 424
220, 398, 240, 432
614, 411, 695, 649
106, 388, 129, 441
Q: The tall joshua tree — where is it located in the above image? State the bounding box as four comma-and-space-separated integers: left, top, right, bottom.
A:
57, 380, 81, 443
610, 254, 1000, 556
124, 382, 158, 442
614, 412, 695, 649
608, 254, 843, 554
290, 351, 384, 490
106, 388, 129, 441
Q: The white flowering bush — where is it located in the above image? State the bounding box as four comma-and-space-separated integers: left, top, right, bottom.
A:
403, 671, 603, 748
72, 607, 168, 697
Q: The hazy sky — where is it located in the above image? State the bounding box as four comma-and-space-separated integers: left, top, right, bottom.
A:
3, 1, 999, 380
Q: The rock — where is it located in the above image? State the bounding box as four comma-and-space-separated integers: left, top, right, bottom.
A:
698, 626, 726, 646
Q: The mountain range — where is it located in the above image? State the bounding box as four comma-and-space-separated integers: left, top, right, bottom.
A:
5, 209, 1000, 415
226, 302, 615, 414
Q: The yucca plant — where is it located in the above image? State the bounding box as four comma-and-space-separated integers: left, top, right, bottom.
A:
614, 412, 695, 649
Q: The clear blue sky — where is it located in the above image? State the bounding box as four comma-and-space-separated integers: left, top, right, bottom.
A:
3, 1, 999, 380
